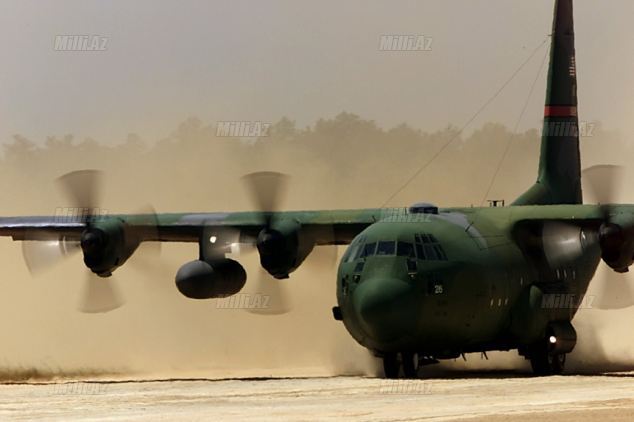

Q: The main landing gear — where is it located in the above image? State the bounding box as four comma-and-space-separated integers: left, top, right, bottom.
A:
383, 352, 419, 379
530, 350, 566, 375
527, 339, 566, 376
524, 323, 576, 376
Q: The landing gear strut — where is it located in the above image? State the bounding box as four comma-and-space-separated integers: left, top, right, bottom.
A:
402, 352, 418, 378
526, 333, 568, 375
382, 352, 419, 378
522, 322, 576, 376
530, 349, 566, 375
383, 353, 399, 379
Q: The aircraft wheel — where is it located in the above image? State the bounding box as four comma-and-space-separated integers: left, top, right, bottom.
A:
530, 350, 566, 375
402, 352, 418, 378
548, 353, 566, 374
383, 353, 399, 378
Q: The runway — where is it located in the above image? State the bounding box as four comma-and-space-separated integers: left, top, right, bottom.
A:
3, 372, 634, 421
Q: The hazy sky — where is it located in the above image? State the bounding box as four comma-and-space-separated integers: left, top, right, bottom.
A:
0, 0, 632, 144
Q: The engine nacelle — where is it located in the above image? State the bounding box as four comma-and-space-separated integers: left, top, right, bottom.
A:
256, 219, 313, 279
175, 258, 247, 299
81, 219, 137, 277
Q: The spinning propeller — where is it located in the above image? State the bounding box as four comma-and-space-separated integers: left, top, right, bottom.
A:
239, 172, 337, 315
540, 165, 634, 310
22, 170, 160, 313
582, 165, 634, 310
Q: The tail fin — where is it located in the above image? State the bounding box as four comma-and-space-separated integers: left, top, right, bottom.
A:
513, 0, 582, 205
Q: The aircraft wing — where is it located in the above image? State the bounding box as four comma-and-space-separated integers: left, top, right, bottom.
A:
0, 207, 402, 313
0, 209, 385, 244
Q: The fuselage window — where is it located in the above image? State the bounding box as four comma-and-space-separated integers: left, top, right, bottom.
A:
376, 240, 396, 256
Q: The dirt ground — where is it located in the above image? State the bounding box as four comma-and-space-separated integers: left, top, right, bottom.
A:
3, 371, 634, 421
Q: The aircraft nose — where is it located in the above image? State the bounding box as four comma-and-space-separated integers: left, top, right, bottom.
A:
353, 277, 418, 342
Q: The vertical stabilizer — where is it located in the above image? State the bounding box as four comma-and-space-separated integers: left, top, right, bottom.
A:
514, 0, 582, 205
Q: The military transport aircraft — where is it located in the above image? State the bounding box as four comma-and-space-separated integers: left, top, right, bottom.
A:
0, 0, 629, 378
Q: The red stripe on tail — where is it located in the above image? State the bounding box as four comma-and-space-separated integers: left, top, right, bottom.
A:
544, 105, 577, 117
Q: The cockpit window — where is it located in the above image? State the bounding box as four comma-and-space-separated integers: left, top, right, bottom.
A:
434, 245, 447, 260
397, 241, 415, 257
344, 244, 359, 263
415, 233, 448, 261
424, 245, 439, 260
360, 242, 377, 258
348, 239, 420, 259
415, 243, 425, 260
343, 236, 365, 263
376, 240, 396, 256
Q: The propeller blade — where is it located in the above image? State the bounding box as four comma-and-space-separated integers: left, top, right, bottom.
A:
581, 165, 634, 309
582, 165, 624, 206
245, 267, 291, 315
591, 263, 634, 310
241, 172, 289, 224
56, 170, 103, 214
78, 272, 124, 313
22, 170, 102, 273
229, 241, 256, 256
21, 238, 80, 274
239, 172, 298, 315
231, 243, 291, 315
226, 237, 291, 315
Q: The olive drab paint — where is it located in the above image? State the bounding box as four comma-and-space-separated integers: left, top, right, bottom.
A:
514, 0, 582, 206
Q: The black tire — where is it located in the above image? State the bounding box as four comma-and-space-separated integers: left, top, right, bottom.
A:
530, 353, 549, 375
383, 353, 399, 379
402, 352, 418, 379
530, 351, 565, 376
548, 353, 566, 374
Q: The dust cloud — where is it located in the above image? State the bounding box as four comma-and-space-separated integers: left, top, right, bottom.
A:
0, 115, 632, 380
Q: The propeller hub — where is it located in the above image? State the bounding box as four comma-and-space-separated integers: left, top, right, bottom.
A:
80, 230, 103, 253
257, 229, 284, 252
599, 223, 625, 265
256, 229, 292, 279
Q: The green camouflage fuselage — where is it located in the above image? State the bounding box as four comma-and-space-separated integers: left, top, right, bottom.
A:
335, 204, 616, 357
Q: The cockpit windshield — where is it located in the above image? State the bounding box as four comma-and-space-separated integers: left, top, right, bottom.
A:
397, 241, 415, 257
360, 242, 377, 258
376, 240, 396, 255
346, 234, 448, 261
